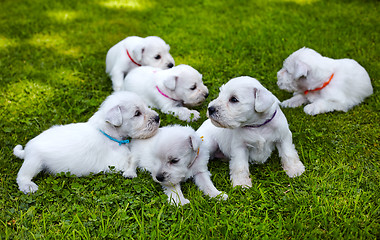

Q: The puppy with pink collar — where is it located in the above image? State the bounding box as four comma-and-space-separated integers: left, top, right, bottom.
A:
122, 65, 209, 122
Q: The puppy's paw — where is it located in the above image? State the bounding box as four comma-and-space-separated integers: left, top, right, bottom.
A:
304, 103, 322, 115
123, 170, 137, 179
188, 110, 200, 122
232, 176, 252, 188
19, 182, 39, 194
177, 109, 200, 122
169, 197, 190, 206
282, 98, 304, 108
284, 162, 305, 178
218, 192, 228, 201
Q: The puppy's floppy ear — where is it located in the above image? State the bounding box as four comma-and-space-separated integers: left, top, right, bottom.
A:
187, 134, 202, 168
105, 105, 123, 127
163, 76, 178, 90
188, 134, 201, 152
132, 43, 145, 62
294, 60, 309, 80
254, 88, 276, 113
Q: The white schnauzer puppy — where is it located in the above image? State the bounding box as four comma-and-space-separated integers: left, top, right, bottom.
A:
197, 76, 305, 188
14, 92, 160, 194
277, 47, 373, 115
122, 64, 209, 122
106, 36, 175, 91
125, 125, 227, 206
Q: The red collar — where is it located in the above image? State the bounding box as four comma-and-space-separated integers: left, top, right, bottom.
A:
126, 50, 141, 66
304, 73, 334, 95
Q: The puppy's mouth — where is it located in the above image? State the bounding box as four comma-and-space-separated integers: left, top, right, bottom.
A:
209, 118, 228, 128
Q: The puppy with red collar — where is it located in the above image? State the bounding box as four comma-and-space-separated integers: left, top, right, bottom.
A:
106, 36, 175, 91
277, 47, 373, 115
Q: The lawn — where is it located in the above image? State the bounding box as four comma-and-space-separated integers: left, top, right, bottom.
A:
1, 0, 379, 239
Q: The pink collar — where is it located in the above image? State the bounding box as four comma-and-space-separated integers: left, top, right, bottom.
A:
126, 50, 141, 66
156, 86, 178, 101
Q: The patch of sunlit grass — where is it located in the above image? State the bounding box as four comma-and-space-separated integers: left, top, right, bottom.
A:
99, 0, 152, 10
46, 10, 79, 22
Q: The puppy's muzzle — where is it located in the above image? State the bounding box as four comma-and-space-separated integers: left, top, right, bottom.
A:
156, 173, 166, 182
153, 115, 160, 123
208, 106, 216, 116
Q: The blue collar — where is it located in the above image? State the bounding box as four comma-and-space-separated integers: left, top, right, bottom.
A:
99, 130, 130, 146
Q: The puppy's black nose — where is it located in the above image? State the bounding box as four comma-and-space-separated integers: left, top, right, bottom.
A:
167, 63, 174, 68
156, 174, 165, 182
154, 115, 160, 123
208, 106, 216, 115
204, 92, 209, 98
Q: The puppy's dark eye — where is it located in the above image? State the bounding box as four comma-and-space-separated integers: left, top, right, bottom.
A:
155, 55, 161, 60
134, 110, 141, 117
190, 84, 197, 90
229, 96, 239, 103
169, 157, 180, 164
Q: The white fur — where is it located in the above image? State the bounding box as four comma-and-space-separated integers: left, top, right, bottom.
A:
14, 92, 160, 194
106, 36, 175, 91
122, 65, 208, 122
277, 47, 373, 115
197, 76, 305, 188
125, 125, 227, 206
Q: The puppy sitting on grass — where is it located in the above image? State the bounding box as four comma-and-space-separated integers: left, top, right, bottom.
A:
125, 125, 227, 206
277, 47, 373, 115
197, 77, 305, 188
106, 36, 175, 91
14, 92, 160, 194
122, 65, 209, 122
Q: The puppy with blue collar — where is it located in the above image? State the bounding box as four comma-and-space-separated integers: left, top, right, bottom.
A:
14, 92, 160, 194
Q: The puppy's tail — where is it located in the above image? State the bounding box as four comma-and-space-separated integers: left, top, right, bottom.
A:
13, 145, 25, 159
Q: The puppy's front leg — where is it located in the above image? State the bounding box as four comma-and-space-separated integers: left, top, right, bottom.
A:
110, 70, 125, 91
282, 94, 307, 108
229, 147, 252, 188
193, 171, 228, 200
163, 184, 190, 206
276, 133, 305, 178
122, 155, 138, 179
162, 106, 200, 122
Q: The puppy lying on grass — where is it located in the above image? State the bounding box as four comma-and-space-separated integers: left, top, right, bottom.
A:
277, 47, 373, 115
122, 65, 209, 122
14, 92, 160, 194
125, 125, 227, 206
106, 36, 175, 91
197, 76, 305, 188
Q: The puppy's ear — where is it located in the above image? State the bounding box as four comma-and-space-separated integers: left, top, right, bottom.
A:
188, 134, 201, 152
187, 134, 202, 168
254, 88, 276, 113
105, 106, 123, 127
294, 60, 309, 80
132, 43, 145, 62
163, 76, 178, 90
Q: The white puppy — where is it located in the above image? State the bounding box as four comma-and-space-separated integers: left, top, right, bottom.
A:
277, 47, 373, 115
125, 125, 227, 206
122, 64, 209, 122
14, 92, 160, 194
197, 77, 305, 188
106, 36, 175, 91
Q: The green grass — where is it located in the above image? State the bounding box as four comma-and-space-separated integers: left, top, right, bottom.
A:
1, 0, 379, 238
